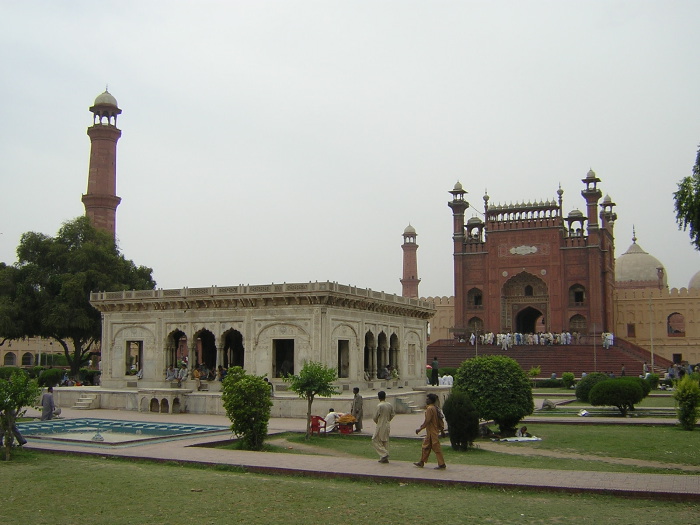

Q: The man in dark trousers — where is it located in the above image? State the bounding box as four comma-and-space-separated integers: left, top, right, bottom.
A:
431, 357, 439, 386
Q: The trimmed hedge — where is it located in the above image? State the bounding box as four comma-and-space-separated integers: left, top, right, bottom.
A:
442, 390, 480, 451
589, 378, 644, 416
575, 372, 609, 402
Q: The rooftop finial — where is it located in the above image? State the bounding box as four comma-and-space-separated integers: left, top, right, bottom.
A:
632, 225, 637, 244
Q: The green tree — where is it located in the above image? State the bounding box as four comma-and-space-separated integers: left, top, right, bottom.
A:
221, 366, 273, 450
0, 217, 155, 377
673, 375, 700, 430
442, 390, 480, 451
589, 378, 644, 417
674, 145, 700, 249
0, 370, 41, 461
454, 355, 534, 435
283, 361, 339, 439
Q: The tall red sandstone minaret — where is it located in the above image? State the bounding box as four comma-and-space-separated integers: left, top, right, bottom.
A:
82, 89, 122, 237
400, 224, 420, 298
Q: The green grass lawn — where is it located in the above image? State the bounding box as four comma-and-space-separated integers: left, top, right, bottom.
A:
214, 423, 699, 474
1, 451, 698, 525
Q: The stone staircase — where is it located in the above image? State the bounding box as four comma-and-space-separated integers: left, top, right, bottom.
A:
395, 396, 423, 414
72, 392, 99, 410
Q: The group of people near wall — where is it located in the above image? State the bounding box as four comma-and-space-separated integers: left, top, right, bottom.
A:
166, 364, 228, 389
468, 330, 611, 348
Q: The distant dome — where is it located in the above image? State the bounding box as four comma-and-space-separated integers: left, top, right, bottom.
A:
467, 216, 483, 225
586, 169, 596, 179
615, 239, 667, 288
568, 209, 584, 218
689, 271, 700, 289
403, 224, 416, 235
94, 90, 118, 107
453, 181, 463, 191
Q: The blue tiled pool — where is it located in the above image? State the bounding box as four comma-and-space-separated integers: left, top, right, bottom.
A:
18, 418, 230, 447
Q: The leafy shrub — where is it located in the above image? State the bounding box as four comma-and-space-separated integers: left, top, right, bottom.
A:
0, 367, 23, 380
536, 378, 564, 388
562, 372, 575, 389
38, 368, 62, 388
575, 372, 609, 402
442, 390, 479, 451
627, 376, 651, 398
673, 375, 700, 430
221, 366, 273, 450
454, 355, 533, 435
646, 373, 660, 389
589, 378, 644, 416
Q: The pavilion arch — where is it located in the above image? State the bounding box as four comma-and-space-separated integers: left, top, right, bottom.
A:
569, 284, 586, 306
166, 329, 187, 367
668, 312, 685, 336
377, 331, 389, 375
22, 352, 33, 366
569, 314, 587, 334
331, 324, 360, 380
193, 329, 217, 370
3, 352, 16, 366
389, 333, 400, 372
221, 329, 244, 369
255, 322, 311, 378
364, 330, 376, 379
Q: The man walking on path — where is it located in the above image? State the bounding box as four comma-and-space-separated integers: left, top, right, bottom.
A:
350, 387, 363, 432
414, 393, 446, 469
372, 391, 394, 463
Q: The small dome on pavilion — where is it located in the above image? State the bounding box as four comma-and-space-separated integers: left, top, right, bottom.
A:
688, 270, 700, 289
403, 224, 416, 235
586, 169, 596, 179
568, 209, 584, 218
467, 216, 483, 225
453, 181, 463, 191
94, 90, 118, 107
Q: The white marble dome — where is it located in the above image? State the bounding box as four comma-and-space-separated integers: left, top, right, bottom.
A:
688, 270, 700, 289
615, 239, 667, 287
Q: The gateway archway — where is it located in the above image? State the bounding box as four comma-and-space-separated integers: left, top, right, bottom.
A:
515, 306, 544, 333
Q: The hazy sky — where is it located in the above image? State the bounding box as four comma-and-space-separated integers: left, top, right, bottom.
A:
2, 1, 699, 298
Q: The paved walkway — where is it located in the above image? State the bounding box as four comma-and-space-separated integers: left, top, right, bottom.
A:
18, 407, 700, 502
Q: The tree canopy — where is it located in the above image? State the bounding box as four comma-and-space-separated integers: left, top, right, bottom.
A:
0, 370, 40, 460
283, 361, 338, 438
674, 145, 700, 250
0, 217, 155, 376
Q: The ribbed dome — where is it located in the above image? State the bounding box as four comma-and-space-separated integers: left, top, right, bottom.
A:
403, 224, 416, 235
615, 239, 667, 288
568, 209, 584, 218
689, 270, 700, 289
467, 216, 483, 225
94, 90, 118, 107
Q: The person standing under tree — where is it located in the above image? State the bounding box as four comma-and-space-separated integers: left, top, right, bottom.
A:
372, 391, 394, 463
350, 387, 363, 432
40, 387, 55, 421
431, 356, 439, 386
413, 393, 446, 469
